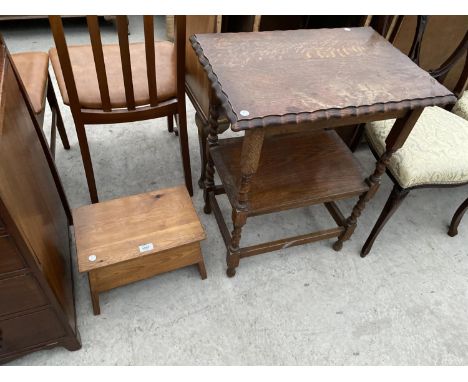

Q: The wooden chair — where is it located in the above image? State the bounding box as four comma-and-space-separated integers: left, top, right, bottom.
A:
10, 51, 70, 157
361, 16, 468, 256
450, 58, 468, 237
48, 16, 192, 203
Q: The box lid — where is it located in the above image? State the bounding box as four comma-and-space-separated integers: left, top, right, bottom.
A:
73, 186, 206, 272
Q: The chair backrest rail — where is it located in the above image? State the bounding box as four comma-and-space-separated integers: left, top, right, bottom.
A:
408, 16, 428, 65
175, 16, 186, 100
143, 16, 158, 107
48, 16, 83, 116
408, 16, 468, 97
429, 32, 468, 81
386, 16, 404, 43
87, 16, 112, 111
116, 16, 136, 110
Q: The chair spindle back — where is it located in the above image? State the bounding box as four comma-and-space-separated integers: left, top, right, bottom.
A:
49, 15, 184, 112
408, 15, 468, 97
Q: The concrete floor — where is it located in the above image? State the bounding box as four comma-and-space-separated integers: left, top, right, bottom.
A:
2, 17, 468, 365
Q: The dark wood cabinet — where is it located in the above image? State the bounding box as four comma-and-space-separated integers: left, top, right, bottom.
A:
0, 37, 80, 364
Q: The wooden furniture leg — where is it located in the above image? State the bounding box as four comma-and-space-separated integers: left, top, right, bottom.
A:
197, 259, 207, 279
177, 105, 193, 196
226, 129, 265, 277
50, 107, 57, 158
203, 105, 220, 214
75, 119, 99, 203
448, 197, 468, 237
333, 108, 423, 251
227, 209, 247, 277
361, 184, 410, 257
167, 114, 174, 133
332, 149, 394, 251
62, 335, 82, 351
195, 112, 208, 189
88, 272, 101, 315
349, 123, 366, 152
168, 113, 180, 136
174, 114, 179, 136
46, 74, 70, 151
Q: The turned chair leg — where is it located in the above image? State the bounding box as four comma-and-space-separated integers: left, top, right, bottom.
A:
448, 197, 468, 237
361, 184, 410, 257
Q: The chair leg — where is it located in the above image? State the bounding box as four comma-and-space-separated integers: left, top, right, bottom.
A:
167, 115, 174, 133
47, 73, 70, 150
173, 114, 179, 136
361, 184, 410, 257
50, 108, 57, 158
195, 113, 207, 189
176, 108, 193, 196
75, 120, 99, 203
348, 123, 366, 152
448, 197, 468, 237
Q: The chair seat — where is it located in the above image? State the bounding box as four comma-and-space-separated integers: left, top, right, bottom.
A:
12, 52, 49, 114
365, 106, 468, 188
49, 41, 176, 110
453, 92, 468, 121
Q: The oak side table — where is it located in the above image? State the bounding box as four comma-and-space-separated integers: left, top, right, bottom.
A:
73, 186, 207, 315
190, 27, 456, 277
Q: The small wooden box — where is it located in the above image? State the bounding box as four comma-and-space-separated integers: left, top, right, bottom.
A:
73, 186, 207, 315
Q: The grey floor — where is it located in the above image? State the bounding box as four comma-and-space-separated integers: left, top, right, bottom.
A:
2, 16, 468, 366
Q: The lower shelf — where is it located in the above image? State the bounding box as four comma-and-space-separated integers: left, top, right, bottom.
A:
210, 129, 369, 216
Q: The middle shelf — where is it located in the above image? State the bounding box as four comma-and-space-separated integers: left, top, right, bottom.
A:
210, 129, 369, 216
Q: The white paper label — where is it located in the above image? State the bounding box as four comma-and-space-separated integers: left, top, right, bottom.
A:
138, 243, 154, 253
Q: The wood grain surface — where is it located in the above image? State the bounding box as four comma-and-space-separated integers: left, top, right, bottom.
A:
0, 59, 75, 327
210, 129, 369, 216
73, 185, 206, 272
89, 242, 204, 293
0, 38, 80, 362
190, 27, 456, 131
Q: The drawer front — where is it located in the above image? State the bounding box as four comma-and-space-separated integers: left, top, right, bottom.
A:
0, 308, 65, 356
0, 274, 48, 316
0, 236, 25, 274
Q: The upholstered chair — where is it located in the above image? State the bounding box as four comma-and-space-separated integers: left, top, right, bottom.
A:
361, 17, 468, 256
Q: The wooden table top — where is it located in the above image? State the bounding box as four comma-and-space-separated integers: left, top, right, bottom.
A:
190, 27, 456, 131
73, 186, 206, 272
